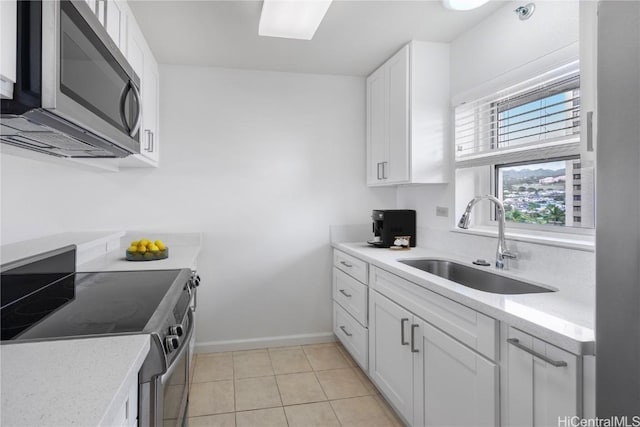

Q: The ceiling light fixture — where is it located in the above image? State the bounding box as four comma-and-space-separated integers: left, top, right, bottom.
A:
259, 0, 333, 40
442, 0, 490, 11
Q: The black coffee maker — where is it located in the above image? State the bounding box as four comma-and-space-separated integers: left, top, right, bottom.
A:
368, 210, 417, 248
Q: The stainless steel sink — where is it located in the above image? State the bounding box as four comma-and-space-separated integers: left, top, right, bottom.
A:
398, 258, 554, 294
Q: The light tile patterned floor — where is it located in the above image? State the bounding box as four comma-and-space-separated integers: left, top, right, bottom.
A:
188, 342, 405, 427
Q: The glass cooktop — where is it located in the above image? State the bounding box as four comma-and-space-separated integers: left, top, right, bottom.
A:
1, 270, 182, 341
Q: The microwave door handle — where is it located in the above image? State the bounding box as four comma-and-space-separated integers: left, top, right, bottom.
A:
119, 81, 132, 134
129, 82, 142, 137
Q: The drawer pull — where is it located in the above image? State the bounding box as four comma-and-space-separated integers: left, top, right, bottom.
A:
400, 318, 409, 345
411, 324, 419, 353
340, 326, 353, 337
507, 338, 567, 367
340, 261, 353, 268
339, 289, 352, 298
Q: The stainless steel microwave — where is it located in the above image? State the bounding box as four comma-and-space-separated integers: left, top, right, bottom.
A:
0, 0, 141, 158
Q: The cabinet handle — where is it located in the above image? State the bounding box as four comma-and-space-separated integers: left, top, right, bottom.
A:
507, 338, 568, 367
144, 130, 151, 151
400, 318, 409, 345
339, 289, 352, 298
340, 261, 353, 268
586, 111, 594, 152
340, 326, 352, 337
382, 161, 388, 179
411, 324, 419, 352
377, 162, 382, 180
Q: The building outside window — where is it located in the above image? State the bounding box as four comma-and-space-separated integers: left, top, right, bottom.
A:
453, 62, 594, 232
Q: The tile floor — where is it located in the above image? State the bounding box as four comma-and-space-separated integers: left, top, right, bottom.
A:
187, 342, 405, 427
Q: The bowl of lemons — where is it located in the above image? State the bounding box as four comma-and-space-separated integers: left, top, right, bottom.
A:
126, 239, 168, 261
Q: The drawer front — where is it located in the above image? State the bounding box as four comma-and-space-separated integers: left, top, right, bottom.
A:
334, 302, 368, 371
333, 268, 368, 326
370, 266, 497, 361
334, 250, 368, 284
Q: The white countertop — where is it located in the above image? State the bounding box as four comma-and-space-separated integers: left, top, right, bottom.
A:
78, 243, 201, 272
0, 231, 125, 267
334, 242, 595, 355
1, 335, 150, 427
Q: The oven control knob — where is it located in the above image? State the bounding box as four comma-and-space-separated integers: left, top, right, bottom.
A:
190, 275, 201, 288
169, 325, 184, 337
165, 335, 180, 353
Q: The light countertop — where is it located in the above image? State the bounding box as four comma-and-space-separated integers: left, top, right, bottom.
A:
78, 242, 201, 272
1, 335, 150, 427
0, 231, 125, 267
334, 242, 595, 355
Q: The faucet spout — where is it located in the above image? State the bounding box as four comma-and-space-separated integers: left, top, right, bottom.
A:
457, 195, 517, 269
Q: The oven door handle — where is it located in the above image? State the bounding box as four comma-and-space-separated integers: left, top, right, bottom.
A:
161, 310, 194, 384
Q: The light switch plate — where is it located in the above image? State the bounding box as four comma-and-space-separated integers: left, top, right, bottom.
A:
436, 206, 449, 217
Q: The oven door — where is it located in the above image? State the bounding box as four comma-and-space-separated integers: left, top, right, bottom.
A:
159, 310, 193, 427
40, 0, 141, 154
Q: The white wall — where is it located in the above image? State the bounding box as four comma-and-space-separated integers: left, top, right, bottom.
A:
450, 0, 579, 101
396, 0, 594, 295
0, 65, 397, 347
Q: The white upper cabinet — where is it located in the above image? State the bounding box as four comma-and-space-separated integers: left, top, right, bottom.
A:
83, 0, 160, 168
0, 0, 17, 99
120, 2, 160, 167
366, 41, 449, 186
105, 0, 126, 53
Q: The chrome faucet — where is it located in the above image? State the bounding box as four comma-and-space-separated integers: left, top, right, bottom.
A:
458, 195, 517, 269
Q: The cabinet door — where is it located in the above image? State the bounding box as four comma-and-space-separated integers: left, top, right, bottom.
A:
369, 291, 413, 423
366, 67, 387, 185
0, 0, 17, 99
105, 0, 125, 52
142, 58, 159, 162
385, 45, 410, 184
506, 328, 581, 427
414, 319, 498, 427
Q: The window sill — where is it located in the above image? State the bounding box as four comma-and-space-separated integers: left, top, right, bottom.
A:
450, 225, 595, 252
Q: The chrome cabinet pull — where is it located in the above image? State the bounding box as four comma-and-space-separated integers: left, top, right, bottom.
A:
340, 326, 352, 337
377, 162, 382, 180
400, 318, 409, 345
340, 260, 353, 268
507, 338, 567, 367
144, 130, 151, 151
339, 289, 352, 298
586, 111, 594, 152
411, 324, 419, 352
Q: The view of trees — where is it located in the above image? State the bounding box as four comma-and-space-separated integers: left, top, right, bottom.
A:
500, 163, 568, 226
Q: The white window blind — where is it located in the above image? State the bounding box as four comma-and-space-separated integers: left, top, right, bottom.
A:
454, 62, 581, 168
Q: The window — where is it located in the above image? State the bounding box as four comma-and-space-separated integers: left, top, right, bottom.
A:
454, 62, 594, 231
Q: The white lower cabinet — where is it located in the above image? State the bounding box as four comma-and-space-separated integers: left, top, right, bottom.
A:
369, 291, 415, 423
333, 302, 368, 370
505, 327, 581, 427
369, 289, 498, 427
414, 318, 498, 427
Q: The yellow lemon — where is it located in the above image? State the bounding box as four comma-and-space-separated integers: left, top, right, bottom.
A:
130, 240, 139, 247
137, 245, 147, 254
156, 241, 166, 251
127, 245, 137, 253
148, 244, 160, 252
154, 239, 164, 247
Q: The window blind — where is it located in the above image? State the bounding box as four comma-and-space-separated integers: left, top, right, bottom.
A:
454, 62, 581, 169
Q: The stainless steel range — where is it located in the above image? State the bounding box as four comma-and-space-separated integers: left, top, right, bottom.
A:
0, 245, 200, 427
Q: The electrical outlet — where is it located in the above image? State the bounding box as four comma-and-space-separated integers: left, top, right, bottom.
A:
436, 206, 449, 217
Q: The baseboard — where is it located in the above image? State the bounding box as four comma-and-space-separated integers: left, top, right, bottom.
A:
195, 332, 336, 354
